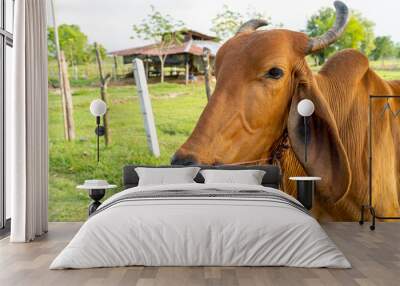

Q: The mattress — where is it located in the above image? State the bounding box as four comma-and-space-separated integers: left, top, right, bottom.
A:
50, 183, 350, 269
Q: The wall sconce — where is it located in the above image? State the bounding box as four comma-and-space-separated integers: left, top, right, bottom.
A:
297, 99, 315, 163
90, 99, 107, 162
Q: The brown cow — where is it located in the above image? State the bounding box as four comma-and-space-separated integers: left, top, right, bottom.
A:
171, 1, 400, 221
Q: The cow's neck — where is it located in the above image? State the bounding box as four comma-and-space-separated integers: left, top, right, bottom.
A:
279, 50, 400, 221
314, 61, 400, 220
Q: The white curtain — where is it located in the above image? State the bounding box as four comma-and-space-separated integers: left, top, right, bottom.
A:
8, 0, 48, 242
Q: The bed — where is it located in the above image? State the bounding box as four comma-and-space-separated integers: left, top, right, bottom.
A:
50, 165, 350, 269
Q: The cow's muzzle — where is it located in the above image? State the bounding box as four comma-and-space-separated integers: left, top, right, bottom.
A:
170, 152, 199, 166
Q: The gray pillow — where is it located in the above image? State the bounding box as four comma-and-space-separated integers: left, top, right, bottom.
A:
200, 169, 266, 185
135, 167, 201, 186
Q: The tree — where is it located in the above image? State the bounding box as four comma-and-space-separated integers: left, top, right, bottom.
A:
211, 5, 272, 41
88, 43, 107, 63
211, 5, 243, 41
132, 5, 185, 83
370, 36, 396, 64
395, 44, 400, 59
48, 24, 106, 66
306, 8, 375, 65
48, 24, 88, 65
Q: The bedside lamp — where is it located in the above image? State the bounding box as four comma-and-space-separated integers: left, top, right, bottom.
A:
297, 99, 315, 163
90, 99, 107, 162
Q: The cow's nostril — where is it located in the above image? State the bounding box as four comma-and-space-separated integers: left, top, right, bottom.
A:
170, 153, 199, 166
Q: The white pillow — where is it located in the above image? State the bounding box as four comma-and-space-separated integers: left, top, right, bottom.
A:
135, 167, 201, 186
200, 169, 266, 185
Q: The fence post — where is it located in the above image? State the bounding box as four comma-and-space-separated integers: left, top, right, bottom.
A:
202, 47, 212, 101
132, 58, 160, 157
60, 51, 76, 140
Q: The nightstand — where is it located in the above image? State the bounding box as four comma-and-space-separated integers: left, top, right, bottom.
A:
289, 177, 321, 210
77, 180, 117, 215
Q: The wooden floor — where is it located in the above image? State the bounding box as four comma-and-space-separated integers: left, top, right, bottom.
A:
0, 222, 399, 286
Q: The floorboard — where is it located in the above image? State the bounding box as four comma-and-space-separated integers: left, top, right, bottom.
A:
0, 222, 399, 286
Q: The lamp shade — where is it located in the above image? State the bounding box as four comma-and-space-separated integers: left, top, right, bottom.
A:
297, 99, 315, 117
90, 99, 107, 116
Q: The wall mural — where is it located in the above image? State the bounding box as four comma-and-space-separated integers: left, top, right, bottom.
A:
172, 1, 400, 221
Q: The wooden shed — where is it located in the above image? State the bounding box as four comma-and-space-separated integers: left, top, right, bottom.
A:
110, 30, 220, 83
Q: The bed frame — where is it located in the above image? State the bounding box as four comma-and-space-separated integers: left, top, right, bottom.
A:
122, 164, 282, 190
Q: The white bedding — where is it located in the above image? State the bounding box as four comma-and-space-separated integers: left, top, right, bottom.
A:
50, 183, 351, 269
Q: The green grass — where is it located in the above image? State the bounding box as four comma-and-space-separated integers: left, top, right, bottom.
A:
372, 70, 400, 80
49, 82, 208, 221
49, 63, 400, 222
48, 57, 131, 88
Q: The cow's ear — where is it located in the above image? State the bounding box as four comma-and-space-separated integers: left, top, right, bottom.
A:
287, 78, 351, 204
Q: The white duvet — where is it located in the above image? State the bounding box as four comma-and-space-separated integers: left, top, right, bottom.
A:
50, 183, 350, 269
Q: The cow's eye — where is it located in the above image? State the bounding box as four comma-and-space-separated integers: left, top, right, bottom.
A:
265, 67, 284, 79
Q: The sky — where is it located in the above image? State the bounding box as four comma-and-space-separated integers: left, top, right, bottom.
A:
47, 0, 400, 52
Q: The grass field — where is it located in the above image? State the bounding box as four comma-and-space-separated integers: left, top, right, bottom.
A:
49, 82, 208, 221
49, 62, 400, 221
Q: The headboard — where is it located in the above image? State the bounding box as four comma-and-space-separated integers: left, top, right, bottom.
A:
123, 164, 282, 189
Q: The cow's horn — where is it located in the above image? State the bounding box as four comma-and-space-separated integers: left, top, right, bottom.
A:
307, 1, 349, 54
236, 19, 269, 34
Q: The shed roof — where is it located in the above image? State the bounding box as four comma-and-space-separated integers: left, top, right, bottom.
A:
110, 40, 220, 57
184, 30, 217, 41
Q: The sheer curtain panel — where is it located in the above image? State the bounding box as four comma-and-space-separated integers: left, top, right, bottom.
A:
8, 0, 48, 242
